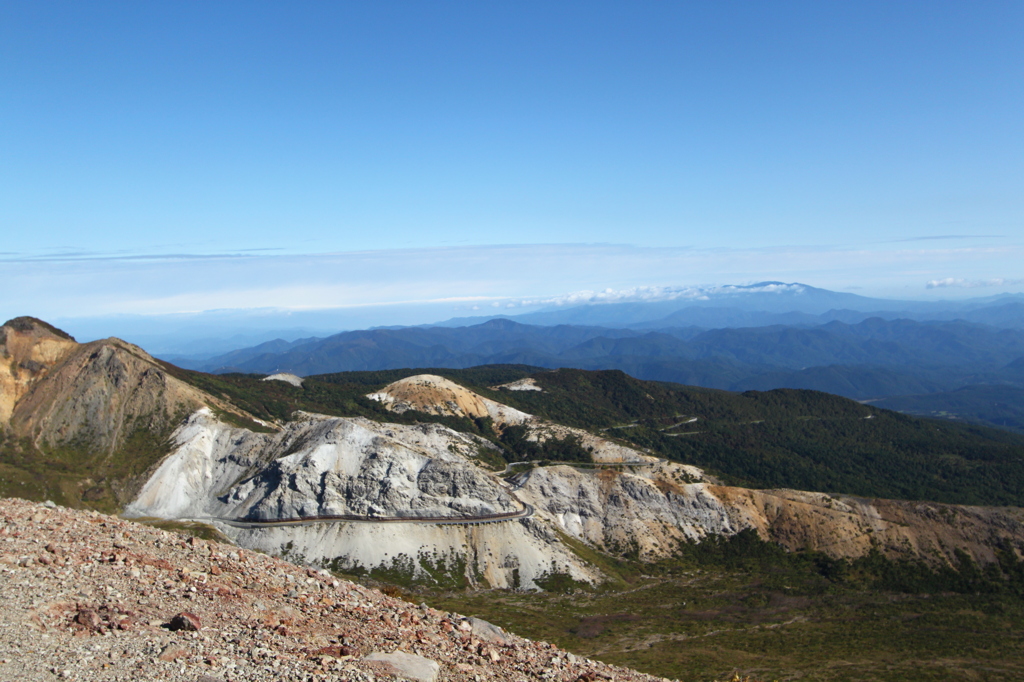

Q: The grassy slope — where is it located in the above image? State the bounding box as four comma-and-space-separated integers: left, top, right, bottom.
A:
0, 413, 183, 513
431, 571, 1024, 682
427, 531, 1024, 681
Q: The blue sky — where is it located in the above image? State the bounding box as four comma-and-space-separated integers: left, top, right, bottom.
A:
2, 1, 1023, 333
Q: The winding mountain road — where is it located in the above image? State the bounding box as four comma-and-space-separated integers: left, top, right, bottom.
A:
188, 502, 535, 529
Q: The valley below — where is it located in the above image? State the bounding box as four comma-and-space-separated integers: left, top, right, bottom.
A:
430, 560, 1024, 682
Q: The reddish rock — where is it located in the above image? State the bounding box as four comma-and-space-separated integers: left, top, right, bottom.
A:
308, 644, 357, 658
168, 611, 201, 632
74, 609, 102, 631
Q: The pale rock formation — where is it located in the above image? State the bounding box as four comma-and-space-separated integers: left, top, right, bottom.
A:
364, 651, 440, 682
515, 463, 737, 560
127, 409, 600, 589
491, 377, 543, 391
231, 513, 596, 590
263, 373, 304, 387
516, 459, 1024, 567
369, 375, 658, 464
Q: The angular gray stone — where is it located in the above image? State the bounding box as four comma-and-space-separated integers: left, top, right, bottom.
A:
467, 616, 509, 644
364, 651, 440, 682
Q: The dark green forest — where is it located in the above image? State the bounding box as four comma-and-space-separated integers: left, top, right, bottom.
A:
160, 363, 1024, 507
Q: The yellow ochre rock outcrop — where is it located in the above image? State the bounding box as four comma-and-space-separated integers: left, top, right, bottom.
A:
0, 317, 78, 424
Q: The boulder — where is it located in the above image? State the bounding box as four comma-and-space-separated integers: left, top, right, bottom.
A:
168, 611, 201, 632
467, 617, 509, 644
364, 651, 440, 682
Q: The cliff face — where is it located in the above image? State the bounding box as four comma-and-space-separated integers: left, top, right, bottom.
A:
128, 411, 519, 522
515, 463, 739, 560
516, 462, 1024, 567
126, 410, 601, 590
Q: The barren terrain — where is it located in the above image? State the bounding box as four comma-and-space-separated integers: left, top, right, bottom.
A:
0, 497, 668, 682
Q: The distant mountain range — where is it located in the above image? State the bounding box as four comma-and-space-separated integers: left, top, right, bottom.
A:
174, 315, 1022, 389
437, 282, 1024, 329
157, 283, 1024, 434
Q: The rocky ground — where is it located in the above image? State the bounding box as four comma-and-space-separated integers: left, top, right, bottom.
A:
0, 498, 672, 682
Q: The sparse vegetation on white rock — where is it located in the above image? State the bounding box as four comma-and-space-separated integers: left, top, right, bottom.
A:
491, 377, 544, 391
126, 408, 601, 589
370, 374, 658, 464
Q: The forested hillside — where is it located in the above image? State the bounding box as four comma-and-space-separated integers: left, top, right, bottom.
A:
162, 364, 1024, 507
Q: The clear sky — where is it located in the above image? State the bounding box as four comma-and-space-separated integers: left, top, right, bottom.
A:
2, 1, 1023, 331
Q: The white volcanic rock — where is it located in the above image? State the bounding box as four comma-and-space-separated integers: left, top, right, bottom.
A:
128, 410, 515, 521
515, 463, 736, 560
125, 408, 270, 519
263, 372, 304, 387
126, 382, 1024, 586
127, 409, 600, 589
231, 513, 596, 590
222, 418, 518, 521
491, 377, 543, 391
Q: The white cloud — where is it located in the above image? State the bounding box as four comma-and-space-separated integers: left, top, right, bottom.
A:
505, 282, 815, 309
926, 277, 1024, 289
3, 242, 1023, 326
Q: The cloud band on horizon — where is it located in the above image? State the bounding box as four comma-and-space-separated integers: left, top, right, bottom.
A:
2, 242, 1022, 326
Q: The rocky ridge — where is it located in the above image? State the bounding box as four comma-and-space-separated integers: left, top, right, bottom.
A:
515, 464, 1024, 565
1, 317, 257, 454
0, 317, 268, 510
0, 317, 78, 425
0, 497, 666, 682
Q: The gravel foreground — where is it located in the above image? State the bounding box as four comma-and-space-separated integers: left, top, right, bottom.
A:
0, 498, 672, 682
